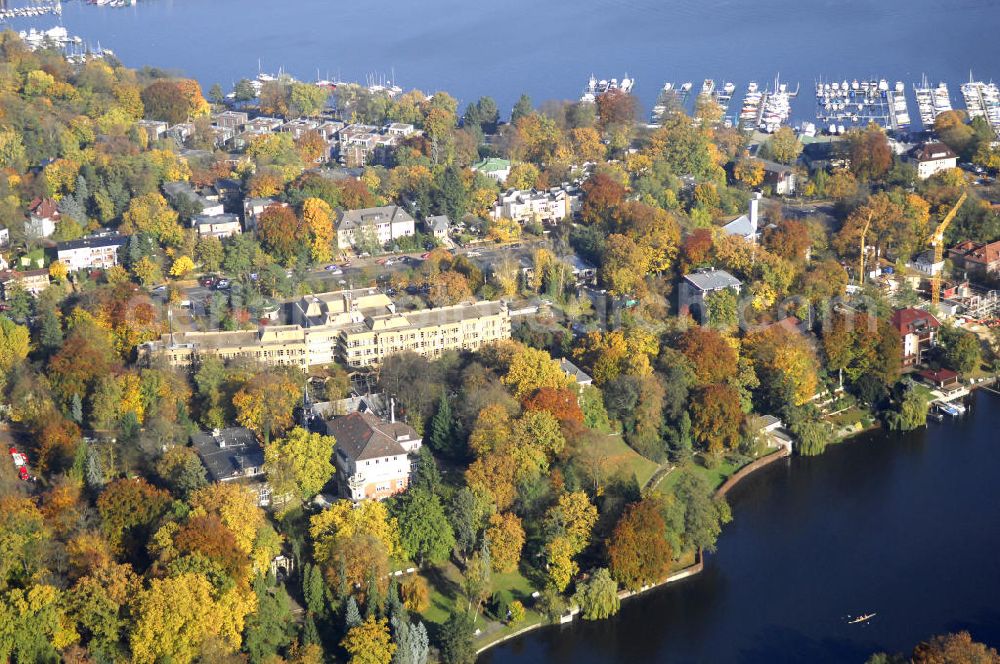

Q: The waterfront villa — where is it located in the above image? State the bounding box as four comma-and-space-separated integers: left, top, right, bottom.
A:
891, 307, 940, 367
907, 142, 958, 180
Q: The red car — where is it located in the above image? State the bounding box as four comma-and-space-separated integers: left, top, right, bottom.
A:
420, 252, 431, 259
9, 446, 29, 481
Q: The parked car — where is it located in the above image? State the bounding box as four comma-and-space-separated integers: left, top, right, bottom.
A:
200, 276, 216, 288
324, 264, 340, 272
215, 279, 231, 290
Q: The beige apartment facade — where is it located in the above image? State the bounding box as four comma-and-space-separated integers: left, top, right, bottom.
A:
141, 292, 510, 370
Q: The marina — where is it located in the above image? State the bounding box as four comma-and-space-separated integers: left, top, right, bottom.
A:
580, 73, 635, 104
960, 76, 1000, 134
649, 81, 691, 125
913, 77, 954, 128
815, 78, 911, 133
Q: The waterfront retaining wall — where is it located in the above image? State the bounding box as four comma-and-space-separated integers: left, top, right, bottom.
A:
716, 447, 791, 499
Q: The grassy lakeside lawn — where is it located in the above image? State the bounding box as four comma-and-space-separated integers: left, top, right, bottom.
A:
658, 457, 739, 493
590, 433, 661, 487
419, 561, 539, 626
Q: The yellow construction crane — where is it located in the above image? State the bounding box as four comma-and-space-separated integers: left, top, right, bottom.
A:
858, 211, 874, 286
929, 191, 968, 306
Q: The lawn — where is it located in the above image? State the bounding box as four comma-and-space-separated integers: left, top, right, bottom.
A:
655, 456, 739, 494
419, 561, 540, 626
588, 433, 660, 487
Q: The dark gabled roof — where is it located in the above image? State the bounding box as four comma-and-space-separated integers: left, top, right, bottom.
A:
911, 142, 958, 162
190, 427, 264, 483
324, 411, 415, 462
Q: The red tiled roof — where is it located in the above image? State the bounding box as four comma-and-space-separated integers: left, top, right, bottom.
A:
890, 308, 940, 335
952, 239, 1000, 267
28, 197, 60, 220
324, 411, 418, 462
918, 368, 959, 383
912, 142, 958, 162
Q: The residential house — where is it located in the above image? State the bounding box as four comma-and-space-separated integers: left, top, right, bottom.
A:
565, 254, 597, 285
472, 157, 511, 184
908, 249, 945, 276
559, 357, 593, 389
337, 124, 406, 167
679, 268, 742, 322
244, 116, 284, 134
193, 213, 242, 239
163, 181, 224, 217
191, 427, 271, 506
56, 233, 127, 271
907, 142, 958, 180
385, 123, 416, 138
491, 184, 582, 225
801, 140, 850, 172
136, 119, 168, 142
325, 411, 422, 501
26, 197, 60, 240
213, 110, 249, 131
243, 197, 281, 231
0, 268, 49, 298
722, 192, 763, 242
948, 239, 1000, 275
760, 160, 797, 195
424, 215, 450, 241
891, 307, 940, 366
0, 226, 9, 248
167, 123, 195, 143
336, 205, 415, 250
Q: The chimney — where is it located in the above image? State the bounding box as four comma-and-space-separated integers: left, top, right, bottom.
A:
390, 398, 396, 423
749, 192, 762, 236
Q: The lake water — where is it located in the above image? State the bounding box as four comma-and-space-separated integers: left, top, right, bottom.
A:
481, 389, 1000, 663
30, 0, 1000, 123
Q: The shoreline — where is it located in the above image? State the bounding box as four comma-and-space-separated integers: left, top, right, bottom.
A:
474, 446, 791, 657
475, 386, 997, 657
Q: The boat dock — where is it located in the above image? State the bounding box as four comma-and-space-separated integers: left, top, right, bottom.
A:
816, 78, 908, 133
650, 82, 690, 125
0, 2, 61, 20
960, 76, 1000, 134
914, 76, 953, 128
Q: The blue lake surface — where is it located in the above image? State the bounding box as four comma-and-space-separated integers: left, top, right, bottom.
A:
481, 390, 1000, 663
29, 0, 1000, 122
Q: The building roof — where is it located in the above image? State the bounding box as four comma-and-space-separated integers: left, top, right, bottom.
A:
891, 308, 941, 335
683, 268, 742, 291
559, 357, 592, 384
346, 300, 507, 335
919, 368, 959, 384
950, 239, 1000, 267
325, 411, 417, 462
56, 234, 127, 251
337, 205, 414, 231
28, 197, 59, 219
911, 142, 958, 163
472, 157, 511, 173
425, 215, 450, 233
190, 427, 264, 483
194, 213, 240, 227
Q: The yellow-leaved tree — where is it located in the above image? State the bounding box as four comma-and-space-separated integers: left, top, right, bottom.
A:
341, 616, 395, 664
301, 197, 334, 264
501, 345, 572, 399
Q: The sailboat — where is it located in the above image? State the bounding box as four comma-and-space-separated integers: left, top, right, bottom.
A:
847, 613, 876, 624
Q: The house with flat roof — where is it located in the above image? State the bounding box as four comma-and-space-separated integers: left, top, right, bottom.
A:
163, 181, 224, 217
193, 213, 242, 239
190, 427, 270, 506
472, 157, 511, 184
336, 205, 415, 250
325, 411, 421, 501
491, 185, 582, 225
56, 233, 127, 271
679, 268, 742, 323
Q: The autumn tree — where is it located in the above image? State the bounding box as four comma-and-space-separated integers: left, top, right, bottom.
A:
258, 204, 304, 264
911, 631, 1000, 663
301, 197, 334, 263
485, 512, 525, 573
763, 218, 811, 262
745, 326, 820, 409
341, 616, 395, 664
233, 371, 303, 441
848, 124, 893, 181
607, 498, 672, 591
121, 192, 184, 246
601, 233, 650, 296
97, 478, 171, 554
677, 326, 738, 385
141, 80, 189, 124
501, 345, 572, 399
733, 157, 764, 188
522, 386, 584, 428
768, 126, 803, 164
690, 384, 744, 459
264, 427, 336, 502
580, 172, 627, 226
